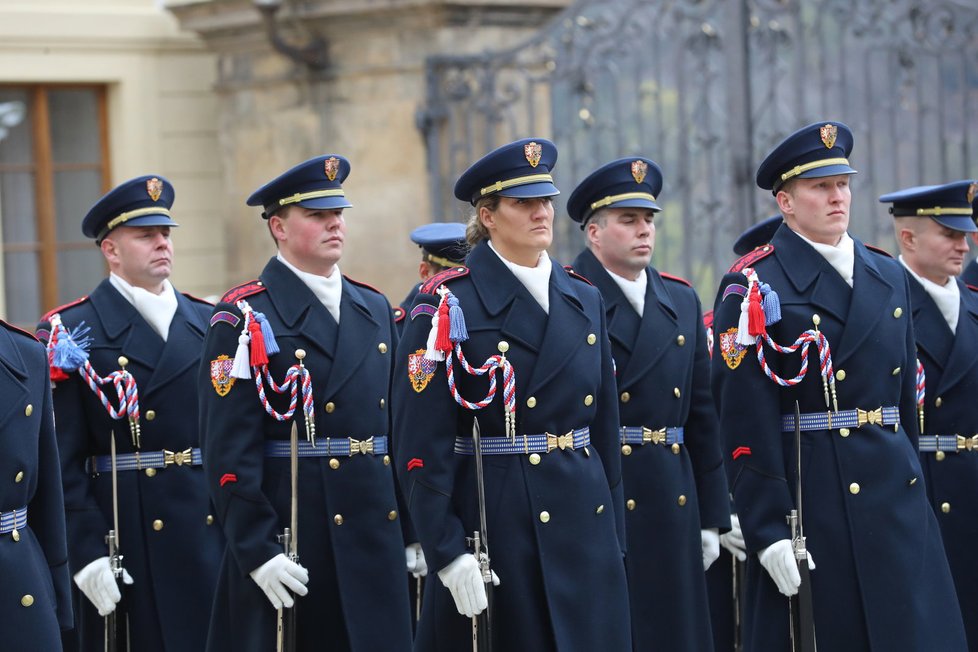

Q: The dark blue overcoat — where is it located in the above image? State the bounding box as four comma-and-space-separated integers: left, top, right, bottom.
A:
198, 257, 413, 652
0, 321, 72, 649
960, 258, 978, 287
37, 280, 223, 651
711, 224, 967, 652
911, 276, 978, 652
572, 248, 729, 652
393, 241, 631, 652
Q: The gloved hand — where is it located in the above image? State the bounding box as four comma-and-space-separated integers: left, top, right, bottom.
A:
701, 528, 720, 570
758, 538, 815, 596
73, 556, 133, 616
437, 553, 500, 618
720, 513, 747, 561
405, 542, 428, 578
249, 553, 309, 609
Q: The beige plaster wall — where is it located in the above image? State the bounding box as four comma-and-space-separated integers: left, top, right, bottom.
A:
0, 0, 225, 306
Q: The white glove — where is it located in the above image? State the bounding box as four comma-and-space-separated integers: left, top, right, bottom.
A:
406, 542, 428, 578
249, 553, 309, 609
701, 528, 720, 570
720, 513, 748, 561
758, 538, 815, 597
73, 557, 133, 617
437, 553, 500, 618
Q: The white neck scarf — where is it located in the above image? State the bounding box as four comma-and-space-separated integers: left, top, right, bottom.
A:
606, 267, 647, 317
795, 230, 855, 287
277, 254, 342, 324
109, 273, 178, 341
900, 256, 960, 334
488, 241, 552, 314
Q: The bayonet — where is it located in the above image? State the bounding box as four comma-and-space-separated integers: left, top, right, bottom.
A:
787, 401, 816, 652
276, 420, 299, 652
468, 417, 492, 651
105, 431, 129, 651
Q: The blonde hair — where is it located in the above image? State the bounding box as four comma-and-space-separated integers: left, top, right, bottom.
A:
465, 195, 500, 247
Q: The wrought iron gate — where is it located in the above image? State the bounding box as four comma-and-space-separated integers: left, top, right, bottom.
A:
417, 0, 978, 298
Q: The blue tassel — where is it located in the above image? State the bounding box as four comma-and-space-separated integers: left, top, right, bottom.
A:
447, 294, 468, 343
254, 312, 280, 356
759, 283, 782, 325
52, 322, 92, 371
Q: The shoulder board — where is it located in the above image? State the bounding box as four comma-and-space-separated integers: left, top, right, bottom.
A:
864, 243, 893, 258
702, 309, 714, 329
41, 295, 90, 322
420, 266, 470, 295
393, 306, 406, 323
182, 292, 214, 306
343, 275, 382, 295
563, 265, 593, 286
659, 271, 691, 287
221, 280, 266, 304
967, 284, 978, 294
729, 244, 775, 274
1, 319, 39, 343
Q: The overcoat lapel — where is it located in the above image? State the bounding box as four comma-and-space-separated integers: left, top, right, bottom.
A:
934, 280, 978, 396
142, 293, 206, 398
89, 280, 163, 370
0, 326, 28, 429
619, 270, 678, 389
833, 242, 893, 368
320, 280, 380, 399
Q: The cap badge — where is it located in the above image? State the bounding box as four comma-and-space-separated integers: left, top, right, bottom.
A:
146, 177, 163, 202
324, 156, 340, 181
967, 182, 978, 204
524, 142, 543, 168
819, 124, 838, 149
631, 160, 648, 184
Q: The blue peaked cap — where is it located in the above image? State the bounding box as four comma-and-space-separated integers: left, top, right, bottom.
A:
82, 175, 178, 240
410, 222, 469, 266
879, 180, 978, 233
454, 138, 559, 205
567, 157, 663, 226
756, 121, 857, 193
247, 155, 352, 218
733, 215, 783, 255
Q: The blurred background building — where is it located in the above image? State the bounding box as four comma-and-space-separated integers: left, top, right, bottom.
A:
2, 0, 977, 327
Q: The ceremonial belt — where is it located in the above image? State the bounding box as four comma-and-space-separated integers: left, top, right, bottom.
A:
620, 426, 684, 446
780, 406, 900, 432
264, 436, 388, 458
87, 448, 202, 474
0, 506, 27, 534
918, 434, 978, 453
454, 427, 590, 455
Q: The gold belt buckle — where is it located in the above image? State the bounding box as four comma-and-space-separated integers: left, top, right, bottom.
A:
162, 448, 192, 467
348, 437, 374, 456
642, 427, 667, 445
856, 407, 883, 428
546, 431, 574, 453
957, 435, 978, 451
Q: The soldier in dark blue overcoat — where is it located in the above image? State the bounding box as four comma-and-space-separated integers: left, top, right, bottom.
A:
711, 121, 968, 652
395, 222, 468, 336
198, 155, 414, 652
0, 319, 72, 649
961, 197, 978, 286
36, 175, 222, 651
566, 157, 729, 652
883, 180, 978, 652
393, 138, 631, 652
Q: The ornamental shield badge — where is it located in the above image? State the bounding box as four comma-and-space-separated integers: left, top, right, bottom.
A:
819, 124, 838, 149
524, 142, 543, 168
967, 182, 978, 204
631, 160, 648, 184
210, 354, 235, 396
146, 177, 163, 201
408, 349, 437, 393
719, 327, 747, 370
324, 156, 340, 181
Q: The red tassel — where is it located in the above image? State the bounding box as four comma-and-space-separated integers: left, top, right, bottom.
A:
248, 318, 268, 366
50, 365, 69, 382
434, 298, 452, 352
747, 284, 766, 337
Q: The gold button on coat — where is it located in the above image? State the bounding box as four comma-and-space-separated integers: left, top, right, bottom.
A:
836, 370, 846, 381
539, 511, 550, 523
207, 515, 214, 525
677, 335, 685, 346
329, 458, 340, 469
21, 595, 33, 607
153, 519, 163, 531
678, 495, 687, 506
146, 410, 156, 421
621, 445, 632, 456
587, 333, 596, 345
12, 529, 20, 542
936, 451, 946, 462
596, 505, 604, 514
383, 455, 390, 466
526, 397, 537, 408
671, 443, 681, 455
849, 483, 860, 495
14, 471, 24, 483
620, 392, 630, 403
388, 510, 398, 521
892, 367, 901, 376
626, 499, 636, 511
379, 398, 385, 409
673, 387, 681, 398
893, 307, 903, 318
584, 394, 593, 406
325, 402, 335, 413
942, 502, 951, 513
378, 343, 388, 353
908, 477, 918, 486
145, 468, 157, 478
24, 404, 32, 417
334, 515, 344, 525
839, 428, 850, 438
529, 453, 541, 465
935, 397, 943, 408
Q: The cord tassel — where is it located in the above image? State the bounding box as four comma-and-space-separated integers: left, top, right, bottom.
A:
255, 312, 280, 357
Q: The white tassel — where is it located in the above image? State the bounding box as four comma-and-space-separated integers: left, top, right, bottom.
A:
231, 331, 252, 379
423, 310, 445, 362
736, 301, 756, 345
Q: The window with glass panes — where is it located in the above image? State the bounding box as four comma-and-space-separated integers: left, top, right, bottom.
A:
0, 85, 109, 327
